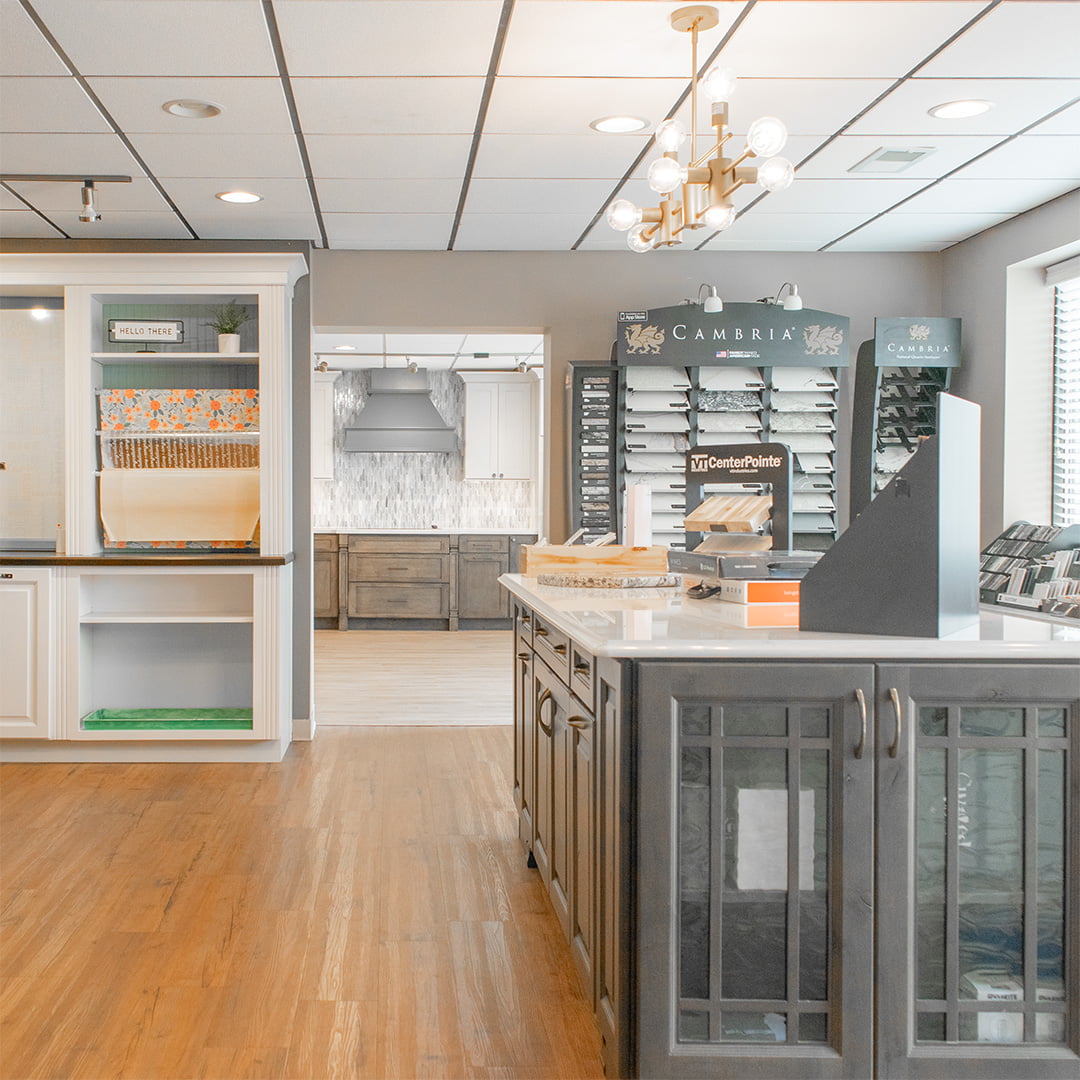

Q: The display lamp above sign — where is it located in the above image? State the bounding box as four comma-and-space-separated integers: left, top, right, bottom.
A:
604, 4, 794, 253
108, 319, 185, 344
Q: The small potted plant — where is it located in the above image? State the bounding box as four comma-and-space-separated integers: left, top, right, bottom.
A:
208, 300, 251, 354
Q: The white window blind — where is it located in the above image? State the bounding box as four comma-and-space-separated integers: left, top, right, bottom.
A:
1053, 276, 1080, 526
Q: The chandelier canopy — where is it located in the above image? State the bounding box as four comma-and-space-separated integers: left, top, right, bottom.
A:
606, 4, 795, 252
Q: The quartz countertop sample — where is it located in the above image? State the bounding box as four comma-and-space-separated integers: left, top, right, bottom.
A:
315, 528, 536, 535
500, 574, 1080, 661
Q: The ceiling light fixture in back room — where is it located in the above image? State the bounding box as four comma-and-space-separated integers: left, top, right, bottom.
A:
605, 4, 794, 252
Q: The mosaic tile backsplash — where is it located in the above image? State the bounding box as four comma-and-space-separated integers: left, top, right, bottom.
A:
312, 369, 537, 531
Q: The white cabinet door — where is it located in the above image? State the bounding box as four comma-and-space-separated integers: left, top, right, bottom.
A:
0, 568, 54, 739
312, 370, 340, 481
463, 379, 500, 479
495, 379, 536, 479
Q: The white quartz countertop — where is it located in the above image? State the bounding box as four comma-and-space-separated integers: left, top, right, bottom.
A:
316, 528, 535, 535
500, 574, 1080, 661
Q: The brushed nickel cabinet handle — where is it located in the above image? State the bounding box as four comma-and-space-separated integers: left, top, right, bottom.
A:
536, 688, 554, 734
568, 715, 592, 731
888, 687, 903, 758
853, 687, 867, 760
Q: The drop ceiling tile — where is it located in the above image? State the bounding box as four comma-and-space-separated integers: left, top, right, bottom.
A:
312, 333, 386, 355
7, 176, 168, 213
273, 0, 500, 76
466, 178, 623, 215
452, 213, 591, 250
920, 1, 1080, 78
896, 177, 1080, 215
292, 77, 485, 135
834, 210, 1014, 246
29, 0, 278, 76
307, 135, 473, 180
0, 209, 64, 237
386, 334, 468, 354
184, 211, 320, 240
86, 77, 293, 134
822, 236, 949, 252
0, 132, 143, 175
126, 133, 304, 179
484, 76, 684, 135
702, 237, 848, 252
1028, 100, 1080, 137
472, 134, 650, 179
46, 210, 192, 239
0, 0, 70, 76
847, 78, 1080, 137
718, 1, 985, 78
748, 178, 929, 215
952, 134, 1080, 180
0, 77, 111, 134
460, 333, 543, 355
697, 211, 875, 246
159, 177, 313, 218
323, 212, 454, 249
0, 187, 25, 210
795, 133, 1003, 179
316, 178, 461, 215
501, 1, 743, 78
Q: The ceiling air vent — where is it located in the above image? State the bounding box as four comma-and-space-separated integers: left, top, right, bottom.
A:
848, 147, 936, 174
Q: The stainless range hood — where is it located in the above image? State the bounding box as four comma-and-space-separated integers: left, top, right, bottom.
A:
343, 368, 459, 453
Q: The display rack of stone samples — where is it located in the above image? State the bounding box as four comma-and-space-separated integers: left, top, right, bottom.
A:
569, 365, 619, 542
979, 520, 1080, 621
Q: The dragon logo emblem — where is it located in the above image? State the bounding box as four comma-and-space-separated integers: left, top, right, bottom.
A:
909, 324, 932, 341
625, 324, 665, 354
802, 324, 844, 356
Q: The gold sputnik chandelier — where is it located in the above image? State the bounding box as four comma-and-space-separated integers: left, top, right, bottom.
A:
606, 4, 794, 252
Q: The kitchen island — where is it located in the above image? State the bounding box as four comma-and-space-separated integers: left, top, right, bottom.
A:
500, 573, 1079, 1080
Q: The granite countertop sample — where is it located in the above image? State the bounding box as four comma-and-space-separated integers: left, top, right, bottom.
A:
499, 573, 1080, 661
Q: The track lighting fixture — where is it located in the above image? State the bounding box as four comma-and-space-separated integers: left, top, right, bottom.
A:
79, 180, 100, 223
698, 284, 723, 313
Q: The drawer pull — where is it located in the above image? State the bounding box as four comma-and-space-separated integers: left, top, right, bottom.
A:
574, 661, 590, 674
517, 652, 531, 660
888, 687, 903, 758
535, 626, 549, 637
552, 643, 567, 655
568, 715, 592, 731
853, 687, 867, 760
536, 688, 555, 734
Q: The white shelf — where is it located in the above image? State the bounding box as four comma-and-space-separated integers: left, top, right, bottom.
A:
80, 613, 253, 624
91, 352, 259, 363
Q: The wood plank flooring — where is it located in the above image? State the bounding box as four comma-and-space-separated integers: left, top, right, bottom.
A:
315, 632, 513, 726
0, 726, 605, 1079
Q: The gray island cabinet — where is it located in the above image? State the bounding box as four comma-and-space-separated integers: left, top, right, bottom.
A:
500, 574, 1080, 1080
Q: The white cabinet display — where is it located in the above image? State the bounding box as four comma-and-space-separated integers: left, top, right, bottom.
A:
0, 568, 55, 739
311, 368, 340, 481
460, 372, 537, 479
0, 252, 305, 759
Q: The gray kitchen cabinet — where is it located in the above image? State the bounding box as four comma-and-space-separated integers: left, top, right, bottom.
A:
634, 659, 1079, 1080
346, 534, 453, 625
513, 604, 535, 852
458, 535, 509, 620
313, 534, 338, 621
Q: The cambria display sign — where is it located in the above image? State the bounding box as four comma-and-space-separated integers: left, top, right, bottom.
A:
872, 316, 960, 367
615, 302, 850, 367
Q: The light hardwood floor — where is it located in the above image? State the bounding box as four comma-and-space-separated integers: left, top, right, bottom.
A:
315, 632, 513, 726
0, 725, 605, 1079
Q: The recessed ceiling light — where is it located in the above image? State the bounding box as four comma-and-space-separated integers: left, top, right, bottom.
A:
848, 147, 936, 174
928, 99, 993, 120
215, 190, 262, 204
334, 345, 357, 352
590, 115, 649, 134
163, 99, 222, 119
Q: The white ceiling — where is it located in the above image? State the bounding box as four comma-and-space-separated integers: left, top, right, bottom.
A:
313, 331, 545, 370
0, 0, 1077, 253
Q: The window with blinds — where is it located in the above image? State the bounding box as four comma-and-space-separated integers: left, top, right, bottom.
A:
1053, 276, 1080, 527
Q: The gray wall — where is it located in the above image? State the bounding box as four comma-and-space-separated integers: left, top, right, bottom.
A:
311, 249, 942, 540
942, 190, 1080, 541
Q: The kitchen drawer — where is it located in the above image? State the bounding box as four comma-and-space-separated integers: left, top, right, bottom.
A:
570, 641, 595, 712
348, 582, 449, 618
532, 611, 570, 682
348, 535, 450, 554
459, 534, 510, 554
314, 533, 338, 552
348, 553, 450, 583
515, 603, 534, 651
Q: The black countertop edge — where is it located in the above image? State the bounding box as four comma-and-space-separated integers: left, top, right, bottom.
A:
0, 552, 294, 566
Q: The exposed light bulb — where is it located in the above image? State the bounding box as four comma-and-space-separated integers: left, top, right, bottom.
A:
702, 204, 737, 231
647, 156, 685, 195
701, 65, 737, 104
627, 225, 653, 253
78, 181, 100, 223
654, 118, 687, 152
757, 156, 795, 192
746, 116, 788, 158
606, 198, 643, 232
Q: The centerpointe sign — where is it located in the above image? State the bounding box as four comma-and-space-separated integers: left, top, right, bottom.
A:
616, 302, 850, 367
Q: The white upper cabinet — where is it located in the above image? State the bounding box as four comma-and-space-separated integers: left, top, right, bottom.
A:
312, 369, 341, 481
460, 372, 538, 480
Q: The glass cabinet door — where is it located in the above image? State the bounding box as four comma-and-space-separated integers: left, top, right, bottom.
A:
636, 662, 875, 1080
876, 664, 1079, 1079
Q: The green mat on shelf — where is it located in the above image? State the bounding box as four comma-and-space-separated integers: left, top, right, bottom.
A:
83, 708, 253, 730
